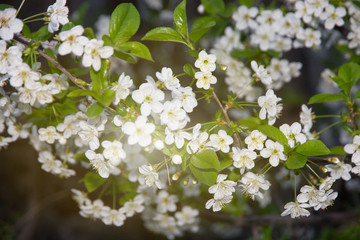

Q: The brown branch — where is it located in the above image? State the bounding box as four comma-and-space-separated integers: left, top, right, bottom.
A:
14, 34, 85, 89
212, 89, 242, 148
201, 210, 360, 226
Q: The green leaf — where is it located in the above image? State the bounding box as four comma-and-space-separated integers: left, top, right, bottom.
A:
86, 102, 105, 117
183, 64, 195, 77
61, 22, 75, 32
308, 93, 344, 104
330, 146, 346, 155
190, 149, 220, 171
142, 27, 186, 45
84, 27, 96, 39
67, 68, 89, 77
109, 3, 140, 44
189, 164, 217, 186
355, 88, 360, 99
239, 0, 254, 7
296, 140, 331, 156
98, 89, 116, 107
173, 0, 188, 37
228, 169, 241, 181
22, 24, 32, 38
334, 62, 360, 95
84, 172, 107, 193
53, 98, 77, 116
113, 50, 137, 63
90, 60, 108, 93
117, 41, 153, 61
258, 125, 288, 144
33, 26, 52, 41
0, 4, 13, 10
68, 89, 96, 98
201, 0, 225, 14
219, 158, 233, 171
232, 49, 260, 58
238, 117, 261, 130
102, 34, 115, 47
189, 19, 216, 42
285, 152, 307, 170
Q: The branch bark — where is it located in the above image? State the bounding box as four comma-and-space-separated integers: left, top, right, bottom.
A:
14, 34, 85, 89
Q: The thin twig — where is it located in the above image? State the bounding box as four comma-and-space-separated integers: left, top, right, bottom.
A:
14, 34, 85, 89
212, 90, 241, 148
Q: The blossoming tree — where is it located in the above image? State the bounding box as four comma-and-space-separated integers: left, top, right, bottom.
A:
1, 0, 360, 238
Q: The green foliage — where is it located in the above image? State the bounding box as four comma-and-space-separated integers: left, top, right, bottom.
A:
183, 64, 195, 77
285, 152, 307, 170
117, 41, 153, 61
173, 0, 188, 37
190, 149, 220, 171
258, 125, 288, 144
84, 172, 107, 193
189, 164, 217, 186
109, 3, 140, 44
330, 146, 346, 155
0, 4, 13, 10
296, 140, 331, 156
86, 102, 105, 117
308, 93, 344, 104
90, 60, 108, 93
142, 27, 186, 45
189, 17, 216, 42
201, 0, 225, 14
334, 62, 360, 96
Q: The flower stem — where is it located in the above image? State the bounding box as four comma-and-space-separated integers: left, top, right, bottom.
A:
317, 121, 341, 136
16, 0, 26, 16
22, 12, 48, 21
306, 163, 321, 180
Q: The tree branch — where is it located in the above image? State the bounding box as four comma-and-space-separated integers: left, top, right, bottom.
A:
14, 34, 85, 89
212, 90, 242, 148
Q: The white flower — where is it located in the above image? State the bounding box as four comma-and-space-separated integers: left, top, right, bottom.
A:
344, 135, 360, 164
313, 189, 338, 211
8, 63, 40, 88
194, 50, 216, 72
80, 199, 107, 219
82, 39, 113, 71
250, 26, 275, 51
205, 195, 233, 212
281, 202, 310, 218
156, 190, 178, 213
320, 5, 346, 30
296, 185, 327, 207
325, 161, 352, 181
244, 130, 267, 151
38, 126, 60, 144
102, 140, 126, 166
165, 127, 192, 149
138, 165, 162, 189
251, 61, 272, 85
156, 67, 180, 91
300, 104, 314, 132
232, 147, 256, 174
122, 116, 155, 147
101, 208, 126, 226
47, 0, 69, 33
175, 206, 199, 226
111, 73, 133, 105
0, 8, 23, 40
120, 195, 145, 217
194, 71, 217, 90
279, 122, 306, 148
240, 172, 271, 200
172, 154, 182, 165
258, 89, 282, 122
260, 139, 287, 167
56, 115, 78, 138
0, 41, 23, 74
171, 86, 197, 113
78, 121, 100, 150
58, 25, 88, 56
186, 128, 209, 154
232, 6, 258, 31
208, 174, 236, 200
131, 82, 164, 116
85, 150, 118, 178
296, 28, 321, 48
160, 100, 187, 131
208, 130, 233, 153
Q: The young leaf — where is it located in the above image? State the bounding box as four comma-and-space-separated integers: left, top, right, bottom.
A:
308, 93, 344, 104
201, 0, 225, 14
90, 60, 108, 93
86, 102, 105, 117
189, 20, 216, 42
285, 152, 307, 170
190, 149, 220, 171
109, 3, 140, 44
183, 64, 195, 77
296, 140, 331, 156
258, 125, 288, 144
189, 164, 217, 186
113, 50, 137, 63
98, 89, 116, 107
219, 158, 233, 171
117, 41, 153, 61
142, 27, 186, 45
68, 89, 97, 98
173, 0, 188, 37
330, 146, 346, 155
335, 62, 360, 94
84, 172, 107, 193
